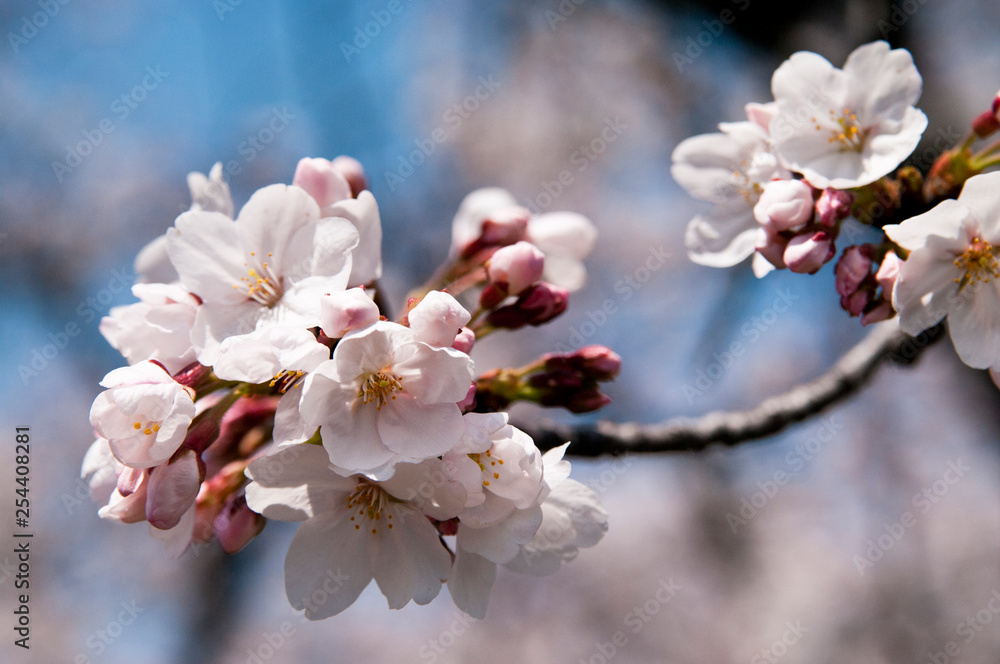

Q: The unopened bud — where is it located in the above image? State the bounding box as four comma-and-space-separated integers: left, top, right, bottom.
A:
861, 301, 894, 326
540, 387, 612, 414
214, 495, 266, 553
457, 383, 477, 412
330, 155, 368, 197
487, 241, 545, 295
408, 291, 472, 347
755, 227, 788, 270
146, 450, 201, 530
784, 231, 834, 274
452, 327, 475, 354
816, 188, 853, 227
972, 110, 1000, 139
292, 157, 352, 208
754, 179, 815, 231
320, 287, 379, 338
835, 245, 874, 298
486, 282, 569, 329
543, 345, 621, 381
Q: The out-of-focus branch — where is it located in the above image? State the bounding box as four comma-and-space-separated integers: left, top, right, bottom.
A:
522, 321, 945, 456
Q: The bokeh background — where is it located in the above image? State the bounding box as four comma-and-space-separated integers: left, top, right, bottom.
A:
2, 1, 999, 662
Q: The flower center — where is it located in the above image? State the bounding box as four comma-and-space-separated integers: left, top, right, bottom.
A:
469, 449, 506, 488
234, 253, 284, 307
346, 481, 394, 534
131, 419, 161, 437
270, 370, 305, 394
817, 108, 867, 152
356, 370, 402, 410
954, 237, 1000, 290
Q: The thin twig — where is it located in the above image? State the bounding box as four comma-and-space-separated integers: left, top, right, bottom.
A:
520, 321, 945, 456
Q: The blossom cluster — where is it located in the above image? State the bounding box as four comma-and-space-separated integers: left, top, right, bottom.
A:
83, 156, 614, 619
673, 40, 1000, 377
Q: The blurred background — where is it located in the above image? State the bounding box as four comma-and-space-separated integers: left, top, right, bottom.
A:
2, 1, 999, 662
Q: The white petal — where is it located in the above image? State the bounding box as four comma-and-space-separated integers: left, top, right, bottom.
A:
883, 199, 969, 251
371, 503, 452, 609
377, 396, 465, 459
325, 191, 383, 286
394, 344, 474, 404
685, 204, 758, 268
447, 548, 496, 619
167, 212, 248, 305
245, 444, 354, 521
956, 172, 1000, 240
947, 283, 1000, 369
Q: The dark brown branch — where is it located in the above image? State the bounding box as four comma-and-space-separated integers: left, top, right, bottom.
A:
521, 322, 945, 456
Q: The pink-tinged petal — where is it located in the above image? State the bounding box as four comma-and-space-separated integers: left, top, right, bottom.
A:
956, 172, 1000, 239
448, 548, 496, 619
245, 444, 354, 521
320, 288, 380, 338
380, 459, 467, 520
377, 396, 464, 459
892, 234, 965, 335
528, 212, 597, 261
946, 283, 1000, 369
324, 400, 397, 475
293, 157, 352, 209
167, 211, 248, 305
452, 187, 519, 252
285, 511, 372, 620
883, 199, 969, 251
371, 503, 452, 608
407, 291, 471, 347
188, 162, 234, 217
458, 505, 543, 564
686, 204, 758, 268
842, 41, 922, 122
671, 123, 771, 203
503, 479, 607, 576
146, 450, 200, 530
99, 483, 148, 524
394, 344, 474, 403
99, 361, 174, 388
236, 184, 322, 278
325, 191, 383, 286
214, 329, 282, 383
745, 101, 776, 130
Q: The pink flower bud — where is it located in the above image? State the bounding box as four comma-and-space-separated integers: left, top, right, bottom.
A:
487, 241, 545, 295
875, 252, 901, 294
487, 282, 568, 329
214, 495, 266, 554
292, 157, 352, 208
784, 231, 834, 274
753, 179, 815, 231
755, 227, 788, 270
117, 466, 146, 496
319, 288, 380, 338
972, 110, 1000, 138
842, 290, 871, 317
861, 301, 894, 326
330, 155, 368, 197
834, 245, 874, 297
408, 291, 472, 347
146, 450, 201, 530
816, 188, 853, 227
452, 327, 475, 354
543, 345, 621, 381
457, 383, 477, 412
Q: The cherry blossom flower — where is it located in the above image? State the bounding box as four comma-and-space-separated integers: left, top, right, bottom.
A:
770, 40, 927, 189
298, 321, 474, 479
486, 241, 545, 295
214, 325, 331, 445
166, 184, 360, 364
245, 444, 466, 619
99, 283, 199, 374
89, 361, 197, 468
884, 171, 1000, 368
450, 188, 597, 291
672, 107, 790, 268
